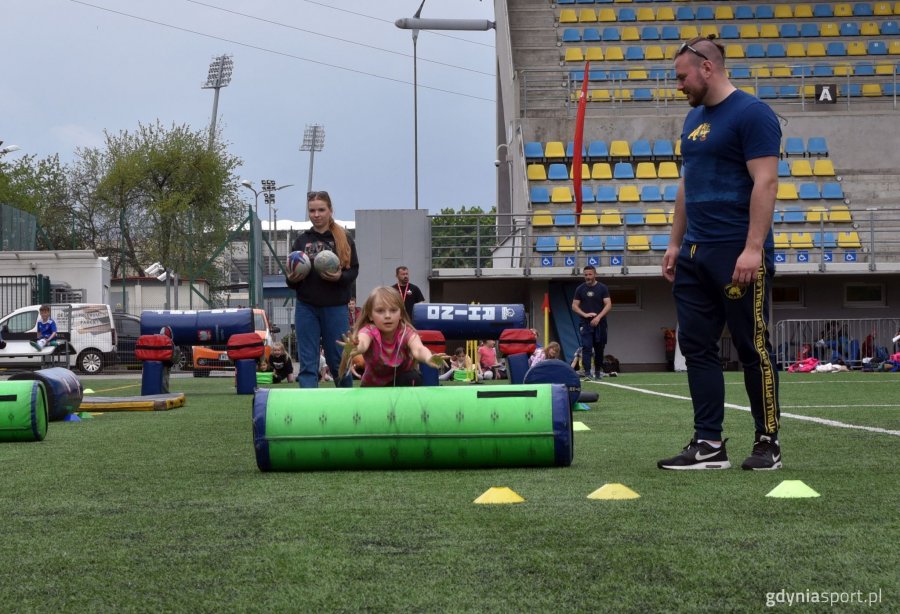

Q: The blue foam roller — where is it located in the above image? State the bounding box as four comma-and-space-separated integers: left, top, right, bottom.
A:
524, 359, 582, 408
235, 359, 257, 395
9, 367, 83, 421
141, 360, 170, 395
141, 309, 256, 346
507, 352, 530, 385
411, 304, 527, 340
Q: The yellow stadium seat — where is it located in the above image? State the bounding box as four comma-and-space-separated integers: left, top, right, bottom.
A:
806, 206, 829, 223
795, 4, 813, 18
645, 209, 668, 225
658, 162, 680, 178
725, 44, 745, 59
803, 84, 816, 98
564, 48, 584, 62
598, 9, 617, 22
715, 6, 734, 19
635, 162, 657, 179
829, 205, 852, 222
786, 43, 806, 58
645, 46, 665, 61
833, 63, 853, 76
559, 10, 578, 24
591, 89, 612, 102
610, 140, 631, 159
558, 236, 577, 252
834, 3, 852, 17
790, 232, 814, 249
774, 232, 790, 249
774, 5, 793, 18
807, 43, 827, 57
848, 41, 867, 56
740, 86, 756, 96
861, 21, 881, 36
813, 160, 836, 176
894, 1, 900, 15
627, 235, 650, 251
875, 2, 894, 15
600, 209, 623, 225
862, 83, 883, 97
655, 88, 674, 100
876, 62, 895, 75
740, 25, 760, 39
618, 186, 640, 202
628, 69, 648, 80
615, 0, 633, 3
592, 163, 613, 180
605, 47, 625, 61
889, 40, 900, 54
665, 45, 681, 60
760, 24, 779, 38
527, 164, 546, 181
585, 47, 604, 61
614, 88, 632, 101
569, 163, 591, 179
700, 25, 719, 39
674, 88, 687, 99
621, 27, 640, 41
545, 141, 566, 160
752, 65, 771, 78
551, 186, 574, 203
656, 7, 675, 21
680, 26, 699, 39
578, 9, 598, 23
791, 160, 813, 177
636, 8, 655, 21
579, 210, 600, 226
533, 210, 553, 226
674, 139, 681, 157
773, 65, 792, 78
777, 183, 799, 200
820, 23, 839, 37
837, 231, 862, 248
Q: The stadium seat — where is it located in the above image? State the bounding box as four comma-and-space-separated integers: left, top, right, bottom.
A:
525, 142, 544, 161
780, 85, 801, 98
760, 24, 779, 39
533, 210, 554, 227
888, 40, 900, 54
641, 186, 663, 203
597, 186, 618, 203
778, 184, 801, 201
599, 208, 622, 225
790, 232, 814, 249
579, 209, 600, 226
644, 46, 665, 61
801, 23, 821, 37
807, 137, 830, 157
771, 64, 791, 78
875, 61, 895, 75
856, 2, 875, 16
694, 6, 713, 20
814, 231, 838, 249
559, 235, 578, 251
598, 9, 616, 24
847, 41, 867, 56
767, 43, 787, 58
786, 43, 806, 58
700, 25, 719, 39
868, 41, 888, 55
564, 48, 585, 64
807, 206, 829, 222
633, 87, 653, 101
782, 24, 801, 38
828, 41, 848, 55
657, 162, 679, 179
580, 186, 596, 203
640, 26, 659, 40
725, 45, 746, 59
837, 231, 862, 248
578, 9, 598, 23
650, 234, 669, 251
562, 29, 582, 43
835, 3, 854, 17
527, 164, 547, 181
774, 232, 790, 249
559, 9, 578, 24
619, 186, 641, 203
829, 204, 853, 221
822, 183, 846, 200
605, 235, 626, 251
675, 6, 694, 20
758, 85, 778, 99
566, 141, 587, 160
680, 25, 700, 40
796, 4, 814, 18
746, 44, 766, 58
814, 4, 834, 17
778, 160, 791, 177
592, 162, 613, 180
583, 28, 602, 42
636, 8, 655, 22
644, 206, 667, 222
663, 184, 678, 202
882, 20, 900, 34
862, 83, 883, 96
624, 47, 644, 61
552, 186, 574, 203
621, 26, 641, 41
773, 209, 783, 224
715, 5, 735, 20
798, 183, 822, 200
660, 26, 680, 40
548, 163, 569, 181
791, 160, 814, 177
602, 26, 620, 41
740, 24, 760, 39
627, 235, 650, 251
635, 162, 657, 179
735, 5, 754, 19
814, 159, 836, 176
530, 187, 550, 204
582, 235, 603, 251
774, 4, 794, 18
756, 5, 775, 19
730, 65, 751, 78
588, 140, 610, 161
619, 8, 636, 22
655, 7, 675, 21
720, 25, 740, 39
605, 47, 625, 61
609, 140, 631, 159
535, 236, 557, 252
631, 140, 652, 159
812, 64, 834, 77
884, 83, 898, 95
545, 141, 566, 160
807, 42, 828, 57
781, 205, 805, 221
613, 162, 635, 179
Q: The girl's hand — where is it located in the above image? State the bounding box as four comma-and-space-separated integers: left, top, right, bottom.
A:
336, 333, 359, 382
320, 270, 342, 282
428, 353, 450, 369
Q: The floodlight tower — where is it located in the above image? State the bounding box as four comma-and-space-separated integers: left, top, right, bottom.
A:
300, 124, 325, 219
202, 54, 234, 149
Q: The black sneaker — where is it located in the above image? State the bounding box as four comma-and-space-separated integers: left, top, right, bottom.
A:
741, 434, 782, 470
657, 439, 731, 470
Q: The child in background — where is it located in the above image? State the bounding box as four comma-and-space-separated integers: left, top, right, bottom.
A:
338, 286, 447, 387
31, 305, 57, 350
439, 346, 483, 382
266, 342, 295, 383
530, 341, 561, 367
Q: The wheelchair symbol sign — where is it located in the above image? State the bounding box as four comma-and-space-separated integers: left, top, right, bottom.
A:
587, 256, 599, 266
797, 251, 809, 263
541, 256, 553, 267
775, 253, 786, 263
610, 256, 622, 266
823, 252, 833, 262
564, 256, 576, 267
844, 252, 857, 262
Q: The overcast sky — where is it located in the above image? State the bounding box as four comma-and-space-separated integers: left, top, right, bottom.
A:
3, 0, 497, 223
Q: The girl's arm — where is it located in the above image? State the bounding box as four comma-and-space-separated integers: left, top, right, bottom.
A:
337, 330, 372, 381
407, 333, 448, 369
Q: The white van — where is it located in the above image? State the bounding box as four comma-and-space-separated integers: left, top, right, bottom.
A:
0, 303, 116, 374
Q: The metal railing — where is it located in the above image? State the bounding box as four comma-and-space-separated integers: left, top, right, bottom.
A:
774, 317, 900, 369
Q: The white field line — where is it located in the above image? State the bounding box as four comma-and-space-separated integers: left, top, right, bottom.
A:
636, 380, 900, 386
600, 381, 900, 437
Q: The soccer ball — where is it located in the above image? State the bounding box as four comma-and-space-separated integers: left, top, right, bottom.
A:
314, 250, 341, 277
286, 251, 311, 282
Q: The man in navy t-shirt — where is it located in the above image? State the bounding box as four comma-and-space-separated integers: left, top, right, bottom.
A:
658, 35, 783, 472
571, 265, 612, 381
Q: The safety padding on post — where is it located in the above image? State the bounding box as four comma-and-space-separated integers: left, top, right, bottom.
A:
235, 358, 258, 394
135, 335, 174, 363
499, 328, 537, 356
507, 353, 530, 385
141, 360, 170, 396
417, 331, 446, 387
227, 333, 265, 361
524, 359, 582, 408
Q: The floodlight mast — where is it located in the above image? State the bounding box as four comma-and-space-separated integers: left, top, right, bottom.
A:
299, 124, 326, 220
202, 54, 234, 150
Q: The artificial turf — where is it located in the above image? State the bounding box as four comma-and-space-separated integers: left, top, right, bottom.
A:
0, 372, 896, 611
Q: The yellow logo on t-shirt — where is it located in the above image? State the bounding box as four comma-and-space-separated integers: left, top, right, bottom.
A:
688, 122, 711, 142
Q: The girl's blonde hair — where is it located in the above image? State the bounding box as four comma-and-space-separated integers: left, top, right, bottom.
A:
545, 341, 561, 357
272, 341, 286, 354
307, 191, 351, 269
351, 286, 414, 339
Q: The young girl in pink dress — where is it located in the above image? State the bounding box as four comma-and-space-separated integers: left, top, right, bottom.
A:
338, 287, 447, 386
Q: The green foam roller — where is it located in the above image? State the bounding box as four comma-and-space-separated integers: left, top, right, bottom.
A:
0, 380, 49, 442
252, 384, 573, 471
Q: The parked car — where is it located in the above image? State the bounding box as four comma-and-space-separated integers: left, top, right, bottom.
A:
112, 312, 191, 371
0, 303, 115, 374
191, 308, 278, 377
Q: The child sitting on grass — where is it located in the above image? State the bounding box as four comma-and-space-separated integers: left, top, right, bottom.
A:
337, 286, 447, 387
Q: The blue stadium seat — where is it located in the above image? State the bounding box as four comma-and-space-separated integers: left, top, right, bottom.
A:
613, 162, 635, 179
779, 85, 800, 98
812, 64, 834, 77
660, 26, 680, 41
582, 236, 603, 251
625, 47, 644, 61
530, 187, 550, 204
554, 209, 577, 226
562, 29, 581, 43
856, 62, 876, 76
854, 2, 874, 16
813, 4, 834, 17
608, 69, 628, 81
778, 160, 791, 177
618, 8, 636, 22
756, 5, 775, 18
801, 23, 821, 37
650, 234, 669, 251
807, 137, 830, 156
695, 6, 715, 20
602, 27, 620, 42
581, 186, 596, 203
827, 42, 847, 56
583, 28, 602, 42
780, 24, 800, 38
731, 64, 751, 78
799, 183, 822, 199
624, 209, 644, 225
641, 185, 662, 202
604, 235, 625, 251
566, 142, 586, 159
782, 206, 805, 223
814, 232, 838, 249
791, 65, 813, 77
758, 85, 778, 99
784, 137, 806, 156
882, 21, 900, 35
570, 71, 585, 82
840, 22, 861, 36
720, 25, 740, 39
885, 83, 898, 96
641, 26, 660, 41
652, 140, 675, 159
821, 182, 845, 199
767, 43, 787, 58
735, 6, 754, 19
648, 68, 669, 81
596, 185, 618, 203
868, 41, 888, 55
547, 163, 569, 180
675, 6, 694, 20
746, 44, 766, 58
633, 88, 653, 101
535, 236, 557, 252
632, 139, 652, 159
663, 184, 679, 202
773, 209, 783, 224
557, 0, 575, 3
525, 142, 544, 161
841, 83, 862, 97
588, 140, 609, 160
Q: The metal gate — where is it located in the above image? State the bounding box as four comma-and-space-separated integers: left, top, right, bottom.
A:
774, 318, 900, 368
0, 275, 50, 316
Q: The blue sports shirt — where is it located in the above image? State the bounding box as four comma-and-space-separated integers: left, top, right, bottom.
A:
680, 89, 781, 245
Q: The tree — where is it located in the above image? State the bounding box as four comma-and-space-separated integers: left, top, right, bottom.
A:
430, 205, 496, 268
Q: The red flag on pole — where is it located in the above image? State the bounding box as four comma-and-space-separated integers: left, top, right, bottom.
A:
542, 292, 550, 313
572, 61, 590, 216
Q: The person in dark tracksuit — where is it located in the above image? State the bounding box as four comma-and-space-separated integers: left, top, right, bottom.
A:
571, 265, 612, 381
658, 35, 783, 471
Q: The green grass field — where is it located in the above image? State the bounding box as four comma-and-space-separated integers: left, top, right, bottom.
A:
1, 372, 896, 612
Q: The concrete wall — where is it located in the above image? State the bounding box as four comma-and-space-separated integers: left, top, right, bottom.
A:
355, 209, 431, 304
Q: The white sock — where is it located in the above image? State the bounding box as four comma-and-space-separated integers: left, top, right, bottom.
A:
697, 439, 722, 448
